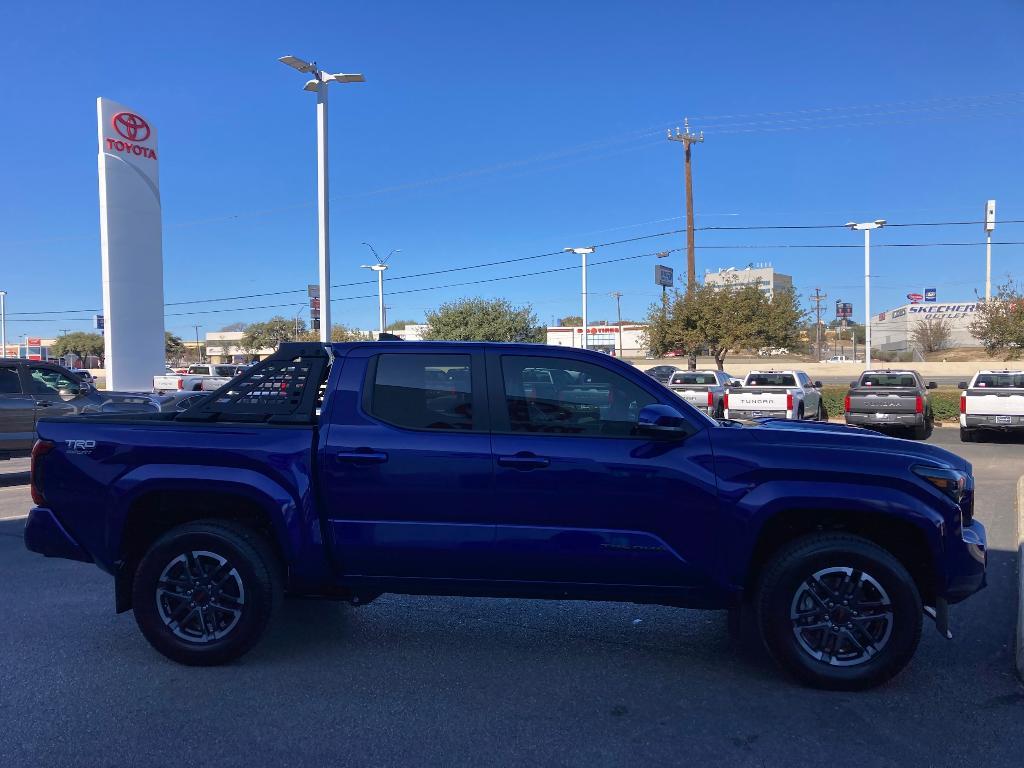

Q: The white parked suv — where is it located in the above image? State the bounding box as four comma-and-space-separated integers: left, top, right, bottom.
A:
725, 370, 827, 421
959, 370, 1024, 442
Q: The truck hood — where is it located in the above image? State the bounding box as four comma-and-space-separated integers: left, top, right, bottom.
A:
719, 418, 968, 471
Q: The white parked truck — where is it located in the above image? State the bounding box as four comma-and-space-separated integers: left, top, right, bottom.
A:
667, 370, 740, 417
725, 370, 827, 421
958, 370, 1024, 442
153, 364, 244, 394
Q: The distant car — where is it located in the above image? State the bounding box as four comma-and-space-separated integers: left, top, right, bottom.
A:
667, 370, 738, 417
823, 355, 856, 364
644, 365, 682, 383
726, 370, 826, 421
68, 369, 95, 384
662, 349, 687, 358
156, 391, 211, 413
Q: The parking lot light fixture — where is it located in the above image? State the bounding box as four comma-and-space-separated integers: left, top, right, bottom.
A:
360, 263, 390, 336
564, 247, 596, 348
279, 54, 365, 344
846, 220, 886, 370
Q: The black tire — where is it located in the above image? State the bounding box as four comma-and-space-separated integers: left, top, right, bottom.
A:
755, 533, 922, 690
132, 520, 282, 666
715, 402, 725, 419
817, 402, 828, 421
911, 421, 928, 440
797, 405, 805, 421
959, 428, 975, 443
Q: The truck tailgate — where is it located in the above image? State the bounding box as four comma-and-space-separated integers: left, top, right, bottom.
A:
964, 390, 1024, 416
729, 388, 789, 411
153, 375, 181, 391
848, 388, 919, 414
670, 385, 714, 408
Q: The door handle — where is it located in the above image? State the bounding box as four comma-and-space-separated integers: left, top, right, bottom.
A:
334, 449, 388, 465
35, 401, 53, 407
497, 453, 550, 470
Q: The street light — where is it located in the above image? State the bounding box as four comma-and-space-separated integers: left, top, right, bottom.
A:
564, 246, 596, 349
845, 219, 886, 369
0, 290, 6, 358
361, 243, 399, 336
279, 54, 365, 344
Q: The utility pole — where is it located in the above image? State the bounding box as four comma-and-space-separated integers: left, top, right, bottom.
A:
0, 290, 6, 358
810, 289, 827, 361
668, 119, 704, 370
667, 119, 704, 290
193, 324, 203, 363
610, 291, 624, 357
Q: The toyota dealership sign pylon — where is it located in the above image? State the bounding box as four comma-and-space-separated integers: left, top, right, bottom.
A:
97, 97, 165, 391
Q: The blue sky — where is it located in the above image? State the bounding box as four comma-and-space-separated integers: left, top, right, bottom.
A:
2, 1, 1023, 340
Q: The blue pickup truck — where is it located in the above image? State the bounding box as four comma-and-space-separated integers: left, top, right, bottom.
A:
24, 341, 986, 689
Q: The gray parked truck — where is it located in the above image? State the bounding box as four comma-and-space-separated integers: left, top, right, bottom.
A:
0, 358, 157, 458
844, 369, 936, 439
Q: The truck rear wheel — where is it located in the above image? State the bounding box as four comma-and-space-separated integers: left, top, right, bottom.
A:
754, 533, 922, 690
132, 520, 282, 666
960, 428, 977, 443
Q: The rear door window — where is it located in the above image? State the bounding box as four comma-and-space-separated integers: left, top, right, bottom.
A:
368, 353, 476, 431
671, 373, 718, 386
0, 365, 22, 394
975, 373, 1024, 388
746, 374, 796, 387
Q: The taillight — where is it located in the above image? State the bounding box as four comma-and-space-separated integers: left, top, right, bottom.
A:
960, 394, 967, 414
30, 439, 54, 506
177, 379, 184, 390
786, 393, 794, 411
844, 395, 851, 413
706, 391, 714, 407
723, 393, 729, 410
915, 396, 923, 414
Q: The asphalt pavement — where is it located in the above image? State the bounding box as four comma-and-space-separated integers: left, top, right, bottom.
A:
0, 429, 1021, 768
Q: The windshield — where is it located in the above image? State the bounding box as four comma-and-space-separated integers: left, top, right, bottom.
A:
860, 373, 916, 387
974, 373, 1024, 388
745, 374, 796, 387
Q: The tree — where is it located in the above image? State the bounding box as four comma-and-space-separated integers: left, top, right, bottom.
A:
423, 297, 542, 342
559, 315, 583, 327
641, 280, 805, 370
301, 324, 373, 343
219, 322, 249, 332
970, 281, 1024, 359
50, 332, 104, 361
165, 331, 185, 360
241, 316, 303, 354
385, 318, 420, 332
911, 316, 952, 353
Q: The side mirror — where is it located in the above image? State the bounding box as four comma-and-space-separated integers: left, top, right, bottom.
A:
957, 381, 968, 390
814, 381, 823, 389
926, 381, 937, 390
637, 404, 692, 438
849, 381, 858, 389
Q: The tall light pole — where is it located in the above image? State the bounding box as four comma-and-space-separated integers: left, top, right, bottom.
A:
846, 220, 886, 369
193, 324, 203, 363
0, 290, 6, 358
361, 243, 400, 337
985, 199, 996, 302
279, 55, 365, 344
667, 119, 704, 290
564, 247, 596, 349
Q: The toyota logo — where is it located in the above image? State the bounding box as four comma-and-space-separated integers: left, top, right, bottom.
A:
112, 112, 150, 142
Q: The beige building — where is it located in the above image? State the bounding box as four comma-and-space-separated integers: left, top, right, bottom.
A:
545, 324, 647, 356
704, 264, 793, 300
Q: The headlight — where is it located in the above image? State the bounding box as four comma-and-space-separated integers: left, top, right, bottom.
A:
912, 465, 968, 503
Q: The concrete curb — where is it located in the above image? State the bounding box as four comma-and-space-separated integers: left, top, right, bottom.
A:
1016, 475, 1024, 682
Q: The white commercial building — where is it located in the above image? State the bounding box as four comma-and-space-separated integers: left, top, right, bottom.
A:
545, 325, 647, 356
873, 301, 980, 352
704, 264, 793, 301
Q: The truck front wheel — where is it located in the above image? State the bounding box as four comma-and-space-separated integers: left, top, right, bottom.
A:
132, 520, 282, 666
755, 533, 922, 690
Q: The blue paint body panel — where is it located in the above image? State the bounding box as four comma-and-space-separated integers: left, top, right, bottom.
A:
24, 342, 987, 612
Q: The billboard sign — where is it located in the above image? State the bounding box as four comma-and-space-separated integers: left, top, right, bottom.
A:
836, 302, 853, 318
93, 313, 105, 331
907, 293, 924, 303
924, 288, 936, 302
654, 264, 674, 287
97, 97, 165, 391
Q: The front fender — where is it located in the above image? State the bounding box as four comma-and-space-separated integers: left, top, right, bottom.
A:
724, 478, 945, 589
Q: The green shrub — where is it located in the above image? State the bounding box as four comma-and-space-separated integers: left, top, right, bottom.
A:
821, 386, 961, 423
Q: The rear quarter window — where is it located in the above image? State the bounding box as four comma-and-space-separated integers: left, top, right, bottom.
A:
368, 353, 476, 431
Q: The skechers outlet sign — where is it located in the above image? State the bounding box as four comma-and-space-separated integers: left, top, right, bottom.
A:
103, 112, 157, 159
